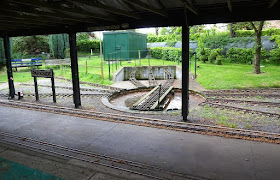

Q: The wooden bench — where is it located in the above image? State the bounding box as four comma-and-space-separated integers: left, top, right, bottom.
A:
12, 58, 43, 71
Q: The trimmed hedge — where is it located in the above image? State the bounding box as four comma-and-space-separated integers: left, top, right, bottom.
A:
147, 36, 168, 43
77, 40, 100, 53
150, 47, 182, 62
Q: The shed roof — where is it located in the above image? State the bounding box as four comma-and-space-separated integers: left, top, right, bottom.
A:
1, 0, 280, 37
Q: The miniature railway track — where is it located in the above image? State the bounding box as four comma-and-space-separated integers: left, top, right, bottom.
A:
204, 93, 280, 99
20, 83, 115, 94
200, 101, 280, 118
133, 79, 174, 111
0, 131, 204, 180
1, 99, 280, 144
203, 88, 280, 94
205, 98, 280, 108
0, 93, 109, 98
55, 77, 123, 91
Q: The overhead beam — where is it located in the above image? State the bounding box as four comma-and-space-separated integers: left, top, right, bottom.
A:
0, 2, 80, 25
227, 0, 232, 12
9, 0, 115, 22
121, 0, 168, 17
69, 0, 141, 19
268, 0, 278, 8
177, 0, 198, 15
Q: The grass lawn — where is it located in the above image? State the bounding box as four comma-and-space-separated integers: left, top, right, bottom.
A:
0, 56, 180, 85
1, 56, 279, 90
190, 60, 280, 89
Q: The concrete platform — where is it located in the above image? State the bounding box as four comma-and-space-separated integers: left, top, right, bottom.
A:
0, 105, 280, 179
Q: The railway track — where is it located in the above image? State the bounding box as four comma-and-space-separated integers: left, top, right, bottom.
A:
0, 99, 280, 144
20, 83, 115, 94
0, 132, 202, 180
205, 98, 280, 108
200, 101, 280, 118
0, 93, 109, 98
203, 93, 280, 99
203, 88, 280, 94
55, 77, 123, 91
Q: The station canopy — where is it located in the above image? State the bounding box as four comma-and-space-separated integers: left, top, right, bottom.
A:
0, 0, 280, 37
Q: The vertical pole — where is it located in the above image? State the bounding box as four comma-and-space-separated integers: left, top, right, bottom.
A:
109, 60, 111, 81
51, 69, 56, 103
3, 34, 15, 99
148, 49, 150, 66
99, 32, 104, 79
60, 59, 62, 70
69, 32, 81, 108
34, 76, 39, 101
195, 53, 197, 79
182, 22, 189, 121
85, 60, 88, 74
177, 50, 180, 65
138, 50, 141, 66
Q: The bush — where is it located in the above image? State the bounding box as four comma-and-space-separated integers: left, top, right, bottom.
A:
150, 47, 183, 62
77, 40, 100, 53
226, 48, 254, 64
209, 48, 222, 63
196, 47, 210, 61
147, 35, 168, 43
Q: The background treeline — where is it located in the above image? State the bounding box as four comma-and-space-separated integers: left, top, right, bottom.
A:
0, 32, 100, 65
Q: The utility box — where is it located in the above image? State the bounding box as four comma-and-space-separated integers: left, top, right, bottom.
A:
103, 31, 147, 61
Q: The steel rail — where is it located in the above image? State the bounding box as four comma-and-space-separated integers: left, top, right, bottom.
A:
0, 100, 280, 144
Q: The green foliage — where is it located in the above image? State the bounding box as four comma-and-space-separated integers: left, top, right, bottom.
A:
195, 47, 210, 62
13, 35, 49, 56
150, 47, 182, 62
147, 35, 168, 43
209, 48, 222, 63
77, 32, 90, 41
77, 40, 100, 53
49, 34, 69, 59
226, 48, 254, 64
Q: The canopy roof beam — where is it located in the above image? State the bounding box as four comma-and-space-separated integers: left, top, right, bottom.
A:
9, 0, 115, 22
120, 0, 168, 17
177, 0, 198, 15
227, 0, 233, 12
68, 0, 141, 19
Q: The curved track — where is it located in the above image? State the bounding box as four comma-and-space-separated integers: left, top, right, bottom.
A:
0, 99, 279, 144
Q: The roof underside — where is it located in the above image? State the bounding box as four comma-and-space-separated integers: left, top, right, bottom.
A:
1, 0, 280, 37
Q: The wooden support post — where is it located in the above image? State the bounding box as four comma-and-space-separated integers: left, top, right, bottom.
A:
69, 32, 81, 108
51, 69, 56, 103
182, 23, 189, 121
34, 76, 39, 101
3, 34, 15, 99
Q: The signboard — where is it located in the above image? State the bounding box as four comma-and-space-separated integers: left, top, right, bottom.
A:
31, 69, 53, 78
31, 69, 56, 103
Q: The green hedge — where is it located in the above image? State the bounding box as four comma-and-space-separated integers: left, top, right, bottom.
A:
77, 40, 100, 53
150, 47, 182, 62
147, 35, 168, 43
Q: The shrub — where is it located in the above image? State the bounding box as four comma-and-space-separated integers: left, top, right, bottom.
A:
196, 47, 210, 61
226, 48, 254, 64
147, 35, 168, 43
150, 47, 185, 62
209, 48, 222, 63
77, 40, 100, 53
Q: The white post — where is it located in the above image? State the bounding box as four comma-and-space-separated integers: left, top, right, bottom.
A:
138, 50, 141, 66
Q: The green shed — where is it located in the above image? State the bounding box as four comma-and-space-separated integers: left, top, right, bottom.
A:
103, 31, 147, 61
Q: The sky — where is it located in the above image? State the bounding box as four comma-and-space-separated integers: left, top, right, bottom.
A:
94, 23, 228, 39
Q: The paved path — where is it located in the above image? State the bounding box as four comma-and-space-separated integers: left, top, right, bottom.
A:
0, 105, 280, 179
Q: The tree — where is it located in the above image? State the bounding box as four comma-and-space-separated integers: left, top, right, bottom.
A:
49, 34, 69, 59
13, 35, 49, 55
250, 21, 265, 74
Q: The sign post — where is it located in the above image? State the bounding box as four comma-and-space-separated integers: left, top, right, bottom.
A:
31, 69, 56, 103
